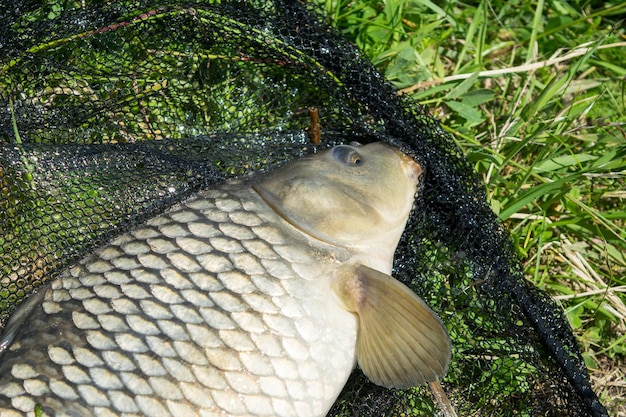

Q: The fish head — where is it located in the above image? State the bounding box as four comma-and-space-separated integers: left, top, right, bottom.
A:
253, 142, 422, 266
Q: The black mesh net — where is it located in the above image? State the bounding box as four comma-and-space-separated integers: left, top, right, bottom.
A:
0, 1, 609, 416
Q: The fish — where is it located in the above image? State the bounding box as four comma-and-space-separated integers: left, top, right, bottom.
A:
0, 141, 451, 417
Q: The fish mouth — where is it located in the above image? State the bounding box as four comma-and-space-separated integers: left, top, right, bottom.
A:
392, 148, 422, 183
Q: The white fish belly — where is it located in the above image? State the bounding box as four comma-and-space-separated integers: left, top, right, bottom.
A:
0, 185, 358, 417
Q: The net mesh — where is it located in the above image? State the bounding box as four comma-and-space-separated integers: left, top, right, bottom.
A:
0, 1, 609, 416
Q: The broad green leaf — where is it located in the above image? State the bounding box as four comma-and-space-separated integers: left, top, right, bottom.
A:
411, 0, 457, 26
445, 72, 480, 99
444, 100, 484, 125
461, 89, 495, 107
533, 153, 597, 172
589, 58, 626, 76
566, 304, 584, 329
564, 79, 603, 95
466, 150, 503, 166
520, 74, 569, 122
590, 149, 625, 171
499, 176, 573, 220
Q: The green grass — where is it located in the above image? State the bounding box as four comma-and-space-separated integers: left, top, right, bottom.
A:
318, 0, 626, 414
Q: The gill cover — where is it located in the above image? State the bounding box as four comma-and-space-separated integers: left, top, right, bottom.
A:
252, 142, 421, 247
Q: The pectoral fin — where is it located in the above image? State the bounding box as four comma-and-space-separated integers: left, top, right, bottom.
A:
333, 264, 451, 389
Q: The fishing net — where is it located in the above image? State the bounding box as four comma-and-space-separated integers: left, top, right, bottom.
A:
0, 0, 609, 416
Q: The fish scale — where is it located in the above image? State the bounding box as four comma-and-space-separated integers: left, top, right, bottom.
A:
0, 143, 452, 417
0, 182, 357, 417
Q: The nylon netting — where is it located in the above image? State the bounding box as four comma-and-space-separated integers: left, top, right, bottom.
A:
0, 1, 608, 416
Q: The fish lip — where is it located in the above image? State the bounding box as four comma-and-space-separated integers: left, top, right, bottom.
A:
392, 148, 422, 183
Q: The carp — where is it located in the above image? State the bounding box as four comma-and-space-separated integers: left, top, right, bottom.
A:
0, 142, 451, 417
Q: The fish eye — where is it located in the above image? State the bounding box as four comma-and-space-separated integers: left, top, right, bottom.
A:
331, 145, 363, 166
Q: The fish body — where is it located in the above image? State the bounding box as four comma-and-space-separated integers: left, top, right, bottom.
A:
0, 142, 450, 417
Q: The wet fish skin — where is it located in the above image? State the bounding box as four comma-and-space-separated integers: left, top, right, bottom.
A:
0, 142, 451, 417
